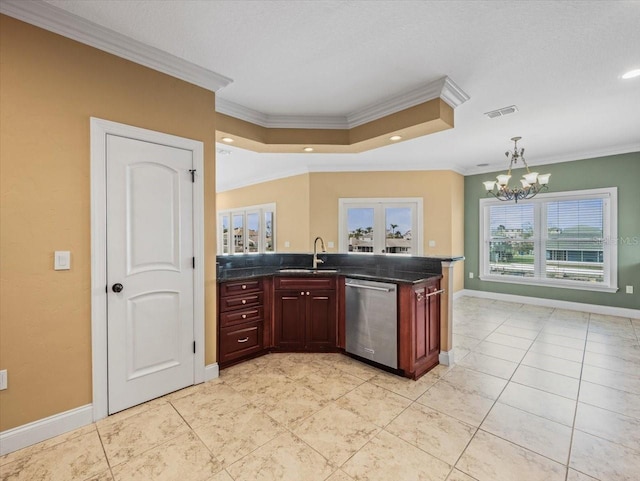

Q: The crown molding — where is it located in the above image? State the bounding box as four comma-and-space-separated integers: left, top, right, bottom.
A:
0, 0, 232, 92
216, 76, 470, 129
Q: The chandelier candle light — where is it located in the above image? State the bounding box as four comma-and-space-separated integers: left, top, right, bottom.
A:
483, 136, 550, 203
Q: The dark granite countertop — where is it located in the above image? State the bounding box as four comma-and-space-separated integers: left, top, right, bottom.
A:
217, 266, 442, 284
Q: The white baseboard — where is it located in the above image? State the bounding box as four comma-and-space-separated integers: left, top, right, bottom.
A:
458, 289, 640, 319
204, 363, 219, 381
0, 404, 93, 456
439, 350, 454, 366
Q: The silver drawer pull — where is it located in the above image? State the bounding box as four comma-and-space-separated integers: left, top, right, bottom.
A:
364, 348, 375, 354
237, 337, 249, 343
425, 289, 445, 298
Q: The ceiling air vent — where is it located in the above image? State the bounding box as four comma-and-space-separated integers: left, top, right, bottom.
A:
484, 105, 519, 119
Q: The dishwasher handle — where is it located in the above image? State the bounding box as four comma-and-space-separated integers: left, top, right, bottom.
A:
345, 282, 393, 292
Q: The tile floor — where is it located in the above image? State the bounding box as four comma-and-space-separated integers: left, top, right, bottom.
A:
1, 296, 639, 481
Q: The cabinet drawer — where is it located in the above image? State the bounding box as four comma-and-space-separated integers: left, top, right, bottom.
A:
220, 278, 263, 296
220, 292, 263, 312
220, 306, 263, 328
219, 322, 263, 363
274, 277, 335, 290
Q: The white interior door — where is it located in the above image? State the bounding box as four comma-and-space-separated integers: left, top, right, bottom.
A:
106, 134, 195, 414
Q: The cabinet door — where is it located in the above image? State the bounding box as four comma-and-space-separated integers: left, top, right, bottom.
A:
274, 290, 305, 349
305, 289, 337, 350
413, 286, 428, 366
426, 283, 441, 359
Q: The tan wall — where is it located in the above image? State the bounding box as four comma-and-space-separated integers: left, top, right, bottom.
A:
0, 16, 217, 431
217, 174, 311, 252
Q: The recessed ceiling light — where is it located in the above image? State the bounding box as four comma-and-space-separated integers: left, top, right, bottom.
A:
221, 137, 234, 143
303, 147, 314, 152
621, 68, 640, 80
389, 135, 402, 141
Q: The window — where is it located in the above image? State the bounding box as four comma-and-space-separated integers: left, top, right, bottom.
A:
479, 188, 617, 292
339, 198, 422, 255
218, 203, 275, 254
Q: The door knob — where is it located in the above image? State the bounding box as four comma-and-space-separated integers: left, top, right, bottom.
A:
112, 283, 124, 293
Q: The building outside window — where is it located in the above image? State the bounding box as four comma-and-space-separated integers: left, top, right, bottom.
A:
479, 188, 617, 292
218, 203, 275, 254
339, 198, 422, 255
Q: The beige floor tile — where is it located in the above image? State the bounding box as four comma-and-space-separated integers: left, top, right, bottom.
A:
484, 332, 534, 350
111, 431, 221, 481
441, 366, 508, 400
85, 470, 115, 481
0, 424, 96, 467
453, 327, 494, 341
207, 469, 235, 481
494, 324, 540, 340
224, 370, 294, 402
585, 340, 640, 363
456, 352, 518, 379
570, 429, 640, 481
334, 382, 411, 427
446, 469, 478, 481
566, 469, 599, 480
294, 403, 380, 466
386, 403, 476, 465
342, 430, 451, 481
368, 370, 439, 400
296, 368, 363, 401
481, 403, 572, 464
261, 383, 327, 429
587, 331, 639, 347
503, 318, 546, 331
535, 332, 586, 350
322, 355, 380, 380
575, 402, 640, 452
541, 325, 587, 340
170, 383, 250, 427
226, 432, 334, 481
325, 469, 355, 481
581, 364, 640, 395
453, 334, 483, 350
98, 402, 190, 466
511, 364, 579, 399
472, 341, 527, 363
417, 380, 495, 427
0, 429, 109, 481
588, 322, 636, 340
550, 309, 590, 321
96, 397, 168, 430
579, 381, 640, 419
456, 430, 566, 481
193, 403, 285, 466
521, 351, 582, 378
498, 382, 576, 426
529, 340, 584, 362
583, 350, 640, 375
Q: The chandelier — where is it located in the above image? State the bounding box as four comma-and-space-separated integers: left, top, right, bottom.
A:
483, 137, 550, 203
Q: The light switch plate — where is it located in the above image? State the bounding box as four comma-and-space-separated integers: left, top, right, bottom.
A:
328, 241, 335, 248
626, 285, 634, 294
0, 370, 7, 390
284, 241, 290, 248
428, 240, 436, 247
54, 251, 71, 270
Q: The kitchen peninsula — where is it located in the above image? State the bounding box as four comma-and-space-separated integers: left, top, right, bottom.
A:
217, 253, 463, 379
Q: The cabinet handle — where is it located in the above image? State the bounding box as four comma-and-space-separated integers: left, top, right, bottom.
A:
242, 285, 247, 290
241, 299, 247, 304
301, 291, 305, 295
237, 337, 249, 343
425, 289, 445, 298
242, 314, 247, 319
306, 291, 310, 295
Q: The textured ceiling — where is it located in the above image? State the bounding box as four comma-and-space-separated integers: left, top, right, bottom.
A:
43, 0, 640, 190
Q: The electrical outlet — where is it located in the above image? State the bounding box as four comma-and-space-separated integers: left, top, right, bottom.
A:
469, 272, 474, 279
0, 370, 7, 390
428, 240, 436, 248
626, 285, 634, 294
284, 241, 290, 248
328, 241, 335, 248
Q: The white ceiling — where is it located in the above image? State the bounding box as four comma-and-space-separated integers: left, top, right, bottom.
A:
41, 0, 640, 191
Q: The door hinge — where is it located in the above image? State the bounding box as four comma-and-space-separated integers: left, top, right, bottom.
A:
105, 284, 108, 293
189, 169, 196, 183
192, 257, 195, 269
193, 341, 196, 354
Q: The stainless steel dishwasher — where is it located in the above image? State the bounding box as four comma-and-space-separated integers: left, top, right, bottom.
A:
345, 278, 398, 369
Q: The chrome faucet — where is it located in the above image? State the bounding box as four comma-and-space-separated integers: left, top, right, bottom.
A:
313, 236, 326, 269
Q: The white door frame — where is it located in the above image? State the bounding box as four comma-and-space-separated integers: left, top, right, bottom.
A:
90, 117, 205, 421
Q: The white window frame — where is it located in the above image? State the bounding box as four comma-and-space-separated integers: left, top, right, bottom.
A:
218, 202, 276, 254
338, 197, 423, 256
479, 187, 618, 292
